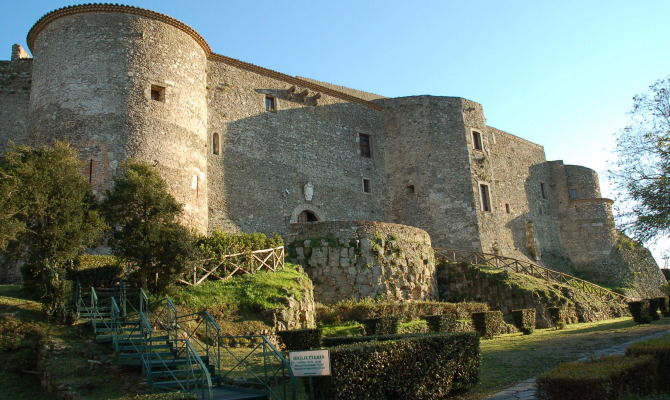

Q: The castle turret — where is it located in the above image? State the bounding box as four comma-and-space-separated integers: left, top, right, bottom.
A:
27, 4, 209, 232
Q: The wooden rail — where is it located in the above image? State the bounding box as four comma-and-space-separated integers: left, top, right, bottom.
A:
178, 246, 285, 287
435, 248, 630, 304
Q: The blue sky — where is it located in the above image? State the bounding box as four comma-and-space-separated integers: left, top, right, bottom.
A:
2, 1, 670, 261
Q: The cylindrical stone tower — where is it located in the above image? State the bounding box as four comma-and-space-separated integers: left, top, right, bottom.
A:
27, 4, 209, 232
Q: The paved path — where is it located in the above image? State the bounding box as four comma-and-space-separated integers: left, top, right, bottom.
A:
483, 329, 670, 400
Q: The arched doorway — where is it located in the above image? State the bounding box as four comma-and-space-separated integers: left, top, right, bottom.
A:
297, 210, 319, 223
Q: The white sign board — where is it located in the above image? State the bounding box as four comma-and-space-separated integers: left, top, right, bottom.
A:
289, 350, 331, 377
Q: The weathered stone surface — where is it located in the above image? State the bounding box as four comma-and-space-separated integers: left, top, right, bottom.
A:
287, 221, 437, 304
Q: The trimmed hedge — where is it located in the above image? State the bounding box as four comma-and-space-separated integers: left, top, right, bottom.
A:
276, 328, 322, 351
362, 317, 399, 335
547, 306, 576, 327
628, 301, 652, 324
424, 313, 458, 332
648, 298, 662, 320
70, 255, 121, 287
658, 296, 670, 317
315, 333, 480, 400
536, 355, 657, 400
627, 335, 670, 391
317, 299, 488, 324
472, 311, 507, 339
512, 309, 536, 335
117, 393, 197, 400
322, 332, 428, 347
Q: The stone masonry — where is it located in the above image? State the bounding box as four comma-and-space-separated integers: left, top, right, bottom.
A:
286, 221, 437, 304
0, 4, 665, 293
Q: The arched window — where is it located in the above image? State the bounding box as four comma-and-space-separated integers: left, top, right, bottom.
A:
297, 210, 319, 223
212, 132, 220, 155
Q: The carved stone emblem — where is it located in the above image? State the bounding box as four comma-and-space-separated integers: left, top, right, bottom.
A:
304, 181, 314, 202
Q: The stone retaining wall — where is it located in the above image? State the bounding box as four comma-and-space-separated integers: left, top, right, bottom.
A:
287, 221, 437, 304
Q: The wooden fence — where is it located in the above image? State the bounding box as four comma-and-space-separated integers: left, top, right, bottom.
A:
435, 248, 630, 304
178, 246, 285, 287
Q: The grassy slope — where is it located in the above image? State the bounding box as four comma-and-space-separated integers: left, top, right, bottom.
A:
462, 317, 670, 399
172, 262, 312, 333
0, 285, 145, 400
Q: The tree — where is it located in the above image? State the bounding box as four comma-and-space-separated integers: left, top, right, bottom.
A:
0, 142, 105, 320
101, 161, 194, 294
0, 168, 25, 251
611, 77, 670, 243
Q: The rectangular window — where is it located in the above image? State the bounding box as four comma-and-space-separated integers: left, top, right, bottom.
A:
540, 182, 547, 199
472, 130, 483, 151
150, 85, 165, 102
359, 133, 372, 157
479, 184, 491, 212
363, 178, 371, 193
406, 185, 415, 194
265, 95, 276, 112
505, 203, 510, 214
569, 189, 577, 200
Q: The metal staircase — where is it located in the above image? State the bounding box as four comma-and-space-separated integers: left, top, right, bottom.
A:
75, 282, 294, 400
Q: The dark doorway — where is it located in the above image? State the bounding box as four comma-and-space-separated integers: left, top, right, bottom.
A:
297, 210, 319, 223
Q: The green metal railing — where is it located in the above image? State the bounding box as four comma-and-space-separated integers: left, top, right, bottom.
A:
217, 335, 296, 400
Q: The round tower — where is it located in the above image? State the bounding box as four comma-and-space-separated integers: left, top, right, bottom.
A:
27, 4, 209, 232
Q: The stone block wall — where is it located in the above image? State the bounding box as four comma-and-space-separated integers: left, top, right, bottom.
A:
287, 221, 437, 304
0, 58, 31, 153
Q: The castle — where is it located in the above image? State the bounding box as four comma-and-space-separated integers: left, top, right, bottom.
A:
0, 4, 665, 293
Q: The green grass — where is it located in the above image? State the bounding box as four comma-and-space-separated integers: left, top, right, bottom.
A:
320, 321, 364, 336
0, 284, 147, 400
458, 317, 670, 399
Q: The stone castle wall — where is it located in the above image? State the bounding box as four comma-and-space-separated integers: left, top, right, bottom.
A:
0, 58, 31, 153
27, 9, 209, 232
206, 60, 385, 235
286, 221, 437, 304
0, 4, 664, 294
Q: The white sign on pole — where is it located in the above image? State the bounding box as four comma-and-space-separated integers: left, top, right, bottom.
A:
289, 349, 331, 377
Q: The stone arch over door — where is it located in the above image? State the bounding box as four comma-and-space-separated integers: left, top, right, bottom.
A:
290, 204, 326, 223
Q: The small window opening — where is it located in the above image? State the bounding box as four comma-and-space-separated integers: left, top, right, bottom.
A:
265, 95, 276, 112
569, 189, 577, 200
150, 85, 165, 102
505, 203, 510, 214
297, 210, 319, 223
406, 185, 415, 194
479, 184, 491, 212
472, 130, 483, 151
359, 133, 372, 158
540, 182, 547, 199
363, 178, 371, 193
212, 133, 220, 155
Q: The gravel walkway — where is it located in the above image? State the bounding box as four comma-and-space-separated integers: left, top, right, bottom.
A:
483, 328, 670, 400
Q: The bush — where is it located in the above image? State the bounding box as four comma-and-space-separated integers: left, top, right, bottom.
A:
627, 335, 670, 391
70, 255, 121, 287
548, 306, 576, 327
658, 296, 670, 317
318, 298, 488, 324
315, 333, 480, 400
322, 332, 427, 347
536, 355, 657, 400
472, 311, 507, 339
628, 301, 652, 324
117, 393, 197, 400
362, 317, 399, 335
424, 314, 458, 332
648, 298, 662, 320
276, 328, 322, 351
512, 309, 536, 335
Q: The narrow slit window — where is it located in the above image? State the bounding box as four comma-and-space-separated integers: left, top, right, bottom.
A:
479, 184, 491, 212
265, 95, 276, 112
540, 182, 547, 199
569, 189, 577, 200
212, 133, 220, 155
150, 85, 165, 102
363, 178, 371, 193
359, 133, 372, 158
505, 203, 510, 214
472, 130, 483, 151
